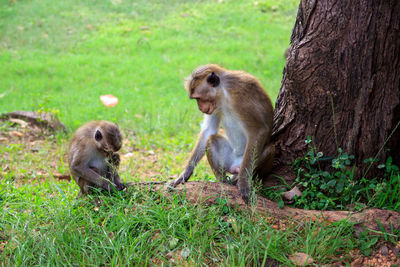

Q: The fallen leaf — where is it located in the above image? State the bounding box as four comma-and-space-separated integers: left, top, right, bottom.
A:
120, 152, 135, 163
181, 13, 190, 18
31, 147, 40, 153
140, 26, 150, 30
180, 247, 190, 259
135, 114, 143, 119
87, 24, 94, 29
141, 30, 152, 34
10, 131, 23, 137
52, 172, 71, 181
100, 94, 119, 107
289, 252, 314, 266
281, 186, 302, 202
0, 241, 7, 251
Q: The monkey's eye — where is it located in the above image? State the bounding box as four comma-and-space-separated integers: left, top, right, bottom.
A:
95, 130, 103, 141
207, 72, 220, 87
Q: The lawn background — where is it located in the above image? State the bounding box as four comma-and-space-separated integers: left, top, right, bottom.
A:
2, 1, 390, 266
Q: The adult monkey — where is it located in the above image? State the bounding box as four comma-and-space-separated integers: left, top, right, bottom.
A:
169, 64, 274, 202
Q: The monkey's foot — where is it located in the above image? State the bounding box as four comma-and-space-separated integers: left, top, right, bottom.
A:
238, 181, 251, 204
116, 183, 126, 191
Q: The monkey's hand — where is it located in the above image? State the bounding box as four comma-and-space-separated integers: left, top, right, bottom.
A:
168, 167, 193, 189
115, 181, 126, 191
168, 174, 184, 189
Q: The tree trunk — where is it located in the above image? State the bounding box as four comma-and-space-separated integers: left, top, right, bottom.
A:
271, 0, 400, 181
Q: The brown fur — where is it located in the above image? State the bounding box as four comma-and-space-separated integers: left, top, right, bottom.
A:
170, 64, 275, 203
68, 121, 125, 197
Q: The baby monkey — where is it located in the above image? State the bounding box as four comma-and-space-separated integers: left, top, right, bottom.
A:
68, 121, 126, 198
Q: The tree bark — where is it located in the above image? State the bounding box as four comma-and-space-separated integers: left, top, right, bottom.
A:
271, 0, 400, 180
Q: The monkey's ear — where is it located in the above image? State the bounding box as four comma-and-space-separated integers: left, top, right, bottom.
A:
95, 129, 103, 141
207, 72, 220, 87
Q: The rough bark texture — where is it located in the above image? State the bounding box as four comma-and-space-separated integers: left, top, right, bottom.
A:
141, 181, 400, 232
272, 0, 400, 179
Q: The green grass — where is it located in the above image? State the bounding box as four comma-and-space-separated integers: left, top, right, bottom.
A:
0, 0, 296, 151
0, 0, 298, 183
0, 178, 373, 266
1, 0, 399, 265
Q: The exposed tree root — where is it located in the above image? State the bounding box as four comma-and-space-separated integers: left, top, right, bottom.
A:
133, 181, 400, 232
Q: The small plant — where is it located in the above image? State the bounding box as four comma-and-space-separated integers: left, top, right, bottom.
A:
292, 137, 400, 211
368, 156, 400, 210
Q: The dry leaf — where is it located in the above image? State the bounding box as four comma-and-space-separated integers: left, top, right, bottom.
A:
100, 94, 118, 107
180, 247, 190, 259
135, 114, 143, 119
120, 152, 135, 163
52, 172, 71, 181
9, 118, 28, 127
281, 186, 302, 202
290, 252, 314, 266
10, 131, 23, 137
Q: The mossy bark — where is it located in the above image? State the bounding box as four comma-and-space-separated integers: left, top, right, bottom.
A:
271, 0, 400, 181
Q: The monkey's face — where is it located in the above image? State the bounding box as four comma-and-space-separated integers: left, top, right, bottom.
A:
194, 97, 217, 115
94, 125, 122, 154
189, 72, 220, 115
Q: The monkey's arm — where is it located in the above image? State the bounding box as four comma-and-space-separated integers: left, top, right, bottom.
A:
169, 114, 220, 187
72, 164, 114, 192
111, 171, 126, 191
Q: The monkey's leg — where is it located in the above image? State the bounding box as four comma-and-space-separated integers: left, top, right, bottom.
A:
206, 134, 236, 183
255, 144, 275, 177
76, 177, 91, 198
